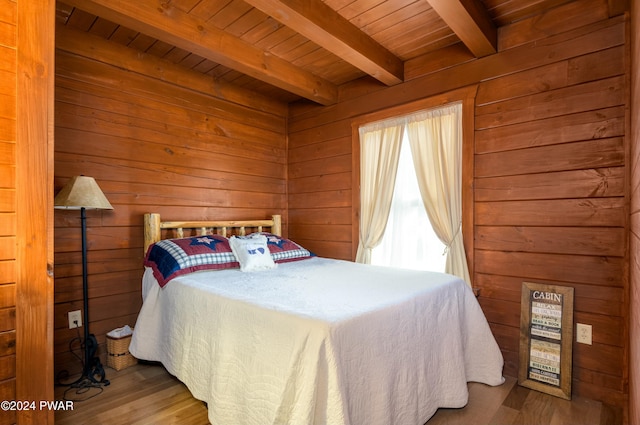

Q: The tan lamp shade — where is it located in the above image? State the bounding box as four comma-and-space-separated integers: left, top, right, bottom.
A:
54, 176, 114, 210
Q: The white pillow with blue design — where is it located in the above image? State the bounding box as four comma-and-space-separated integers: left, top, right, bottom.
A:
229, 234, 276, 272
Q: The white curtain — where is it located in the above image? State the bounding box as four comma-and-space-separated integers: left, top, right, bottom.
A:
370, 134, 446, 272
406, 102, 471, 284
355, 119, 404, 263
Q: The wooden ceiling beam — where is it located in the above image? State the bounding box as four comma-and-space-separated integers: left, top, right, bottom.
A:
243, 0, 404, 86
62, 0, 338, 105
426, 0, 497, 57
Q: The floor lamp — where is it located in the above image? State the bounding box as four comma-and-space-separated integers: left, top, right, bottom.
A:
54, 176, 113, 387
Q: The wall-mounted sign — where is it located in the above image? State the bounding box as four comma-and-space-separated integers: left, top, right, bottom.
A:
518, 282, 574, 400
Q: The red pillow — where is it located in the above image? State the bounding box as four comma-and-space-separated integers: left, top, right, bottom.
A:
144, 235, 238, 287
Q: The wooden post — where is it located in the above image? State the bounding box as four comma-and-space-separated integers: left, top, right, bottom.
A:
272, 214, 282, 236
15, 0, 56, 423
144, 213, 161, 255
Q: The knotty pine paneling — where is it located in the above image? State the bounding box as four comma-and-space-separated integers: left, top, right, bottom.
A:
54, 39, 288, 377
474, 167, 625, 201
287, 123, 353, 259
0, 0, 16, 420
473, 4, 626, 404
288, 2, 628, 406
474, 106, 625, 154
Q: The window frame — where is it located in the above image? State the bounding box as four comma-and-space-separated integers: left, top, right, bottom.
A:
351, 85, 477, 282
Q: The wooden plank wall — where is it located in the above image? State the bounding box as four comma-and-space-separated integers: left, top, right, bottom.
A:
474, 31, 626, 408
53, 30, 288, 377
629, 0, 639, 422
288, 0, 628, 406
0, 0, 16, 424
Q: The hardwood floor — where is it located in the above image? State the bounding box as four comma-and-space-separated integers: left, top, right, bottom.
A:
427, 378, 623, 425
54, 362, 624, 425
54, 363, 209, 425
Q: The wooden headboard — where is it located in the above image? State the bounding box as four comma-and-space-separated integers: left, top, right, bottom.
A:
143, 213, 282, 255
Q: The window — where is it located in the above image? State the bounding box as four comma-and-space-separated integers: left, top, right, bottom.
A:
356, 100, 471, 284
371, 128, 446, 272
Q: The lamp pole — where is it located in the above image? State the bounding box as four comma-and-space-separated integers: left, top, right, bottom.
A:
80, 206, 91, 380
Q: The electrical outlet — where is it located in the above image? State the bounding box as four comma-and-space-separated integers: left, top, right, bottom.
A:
576, 323, 592, 345
68, 310, 82, 329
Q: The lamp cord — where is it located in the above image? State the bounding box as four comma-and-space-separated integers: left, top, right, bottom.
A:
55, 326, 109, 402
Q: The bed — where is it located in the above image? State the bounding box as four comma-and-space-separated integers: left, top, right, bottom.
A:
130, 213, 504, 425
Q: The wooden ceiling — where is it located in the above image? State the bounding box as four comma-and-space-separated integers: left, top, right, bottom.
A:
54, 0, 620, 106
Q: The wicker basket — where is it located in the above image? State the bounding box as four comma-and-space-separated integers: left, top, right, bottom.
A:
106, 329, 137, 371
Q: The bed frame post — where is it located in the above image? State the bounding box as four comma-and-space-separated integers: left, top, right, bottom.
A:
144, 213, 161, 255
272, 215, 282, 236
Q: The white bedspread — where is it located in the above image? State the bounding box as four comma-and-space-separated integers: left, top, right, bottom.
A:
130, 257, 504, 425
